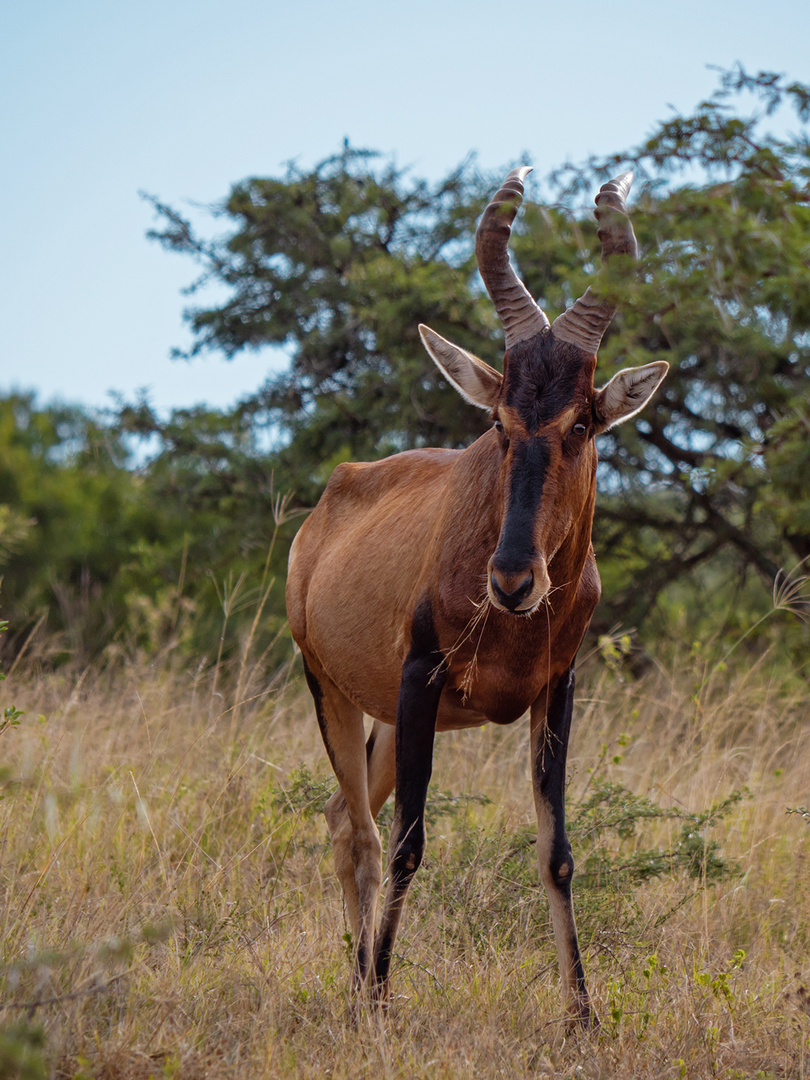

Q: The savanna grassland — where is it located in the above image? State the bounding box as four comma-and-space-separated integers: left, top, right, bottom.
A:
0, 646, 808, 1080
4, 67, 810, 1080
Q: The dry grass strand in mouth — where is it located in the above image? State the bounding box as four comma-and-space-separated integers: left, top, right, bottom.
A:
0, 651, 807, 1079
459, 598, 492, 702
428, 590, 490, 689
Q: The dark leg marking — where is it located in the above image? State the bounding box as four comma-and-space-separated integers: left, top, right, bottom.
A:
536, 666, 575, 885
302, 656, 336, 767
535, 666, 592, 1016
365, 723, 378, 767
373, 599, 446, 989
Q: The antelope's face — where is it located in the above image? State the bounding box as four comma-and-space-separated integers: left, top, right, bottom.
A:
418, 166, 668, 616
486, 335, 598, 613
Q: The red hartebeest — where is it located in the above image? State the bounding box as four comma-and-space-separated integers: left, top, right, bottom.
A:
286, 168, 667, 1025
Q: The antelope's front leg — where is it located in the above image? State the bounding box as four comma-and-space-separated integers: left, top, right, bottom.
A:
372, 603, 446, 1003
530, 666, 597, 1028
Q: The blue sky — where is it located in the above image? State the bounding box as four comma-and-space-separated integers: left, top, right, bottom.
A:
2, 0, 808, 414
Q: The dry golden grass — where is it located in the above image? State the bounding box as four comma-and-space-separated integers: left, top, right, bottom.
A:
0, 649, 808, 1079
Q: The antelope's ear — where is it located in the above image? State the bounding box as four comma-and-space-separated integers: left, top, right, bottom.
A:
594, 361, 668, 432
418, 324, 502, 411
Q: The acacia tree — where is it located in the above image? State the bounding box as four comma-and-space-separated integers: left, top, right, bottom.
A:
527, 67, 810, 633
141, 148, 496, 495
140, 68, 810, 639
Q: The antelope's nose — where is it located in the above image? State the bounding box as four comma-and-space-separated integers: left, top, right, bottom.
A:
489, 567, 535, 613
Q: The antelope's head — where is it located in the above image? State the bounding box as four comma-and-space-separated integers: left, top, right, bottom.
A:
420, 168, 667, 615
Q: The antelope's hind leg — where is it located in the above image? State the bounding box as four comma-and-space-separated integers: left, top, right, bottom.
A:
530, 666, 597, 1029
323, 720, 396, 959
301, 658, 386, 990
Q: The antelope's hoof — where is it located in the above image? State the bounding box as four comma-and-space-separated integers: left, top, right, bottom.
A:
370, 976, 391, 1011
565, 1000, 600, 1034
350, 975, 391, 1018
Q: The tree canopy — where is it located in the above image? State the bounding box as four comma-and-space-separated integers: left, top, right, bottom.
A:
139, 67, 810, 640
2, 67, 809, 665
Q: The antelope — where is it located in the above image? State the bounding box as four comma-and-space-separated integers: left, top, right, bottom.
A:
285, 167, 667, 1026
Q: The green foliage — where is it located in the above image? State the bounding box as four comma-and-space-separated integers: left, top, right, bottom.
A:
0, 923, 175, 1078
603, 946, 749, 1043
139, 68, 810, 650
0, 1022, 46, 1080
573, 782, 747, 888
0, 620, 22, 737
0, 394, 294, 665
547, 68, 810, 638
0, 394, 155, 661
271, 764, 491, 830
2, 68, 810, 662
142, 146, 496, 499
388, 742, 747, 959
271, 765, 335, 820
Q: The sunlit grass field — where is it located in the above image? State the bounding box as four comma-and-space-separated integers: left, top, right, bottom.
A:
0, 646, 808, 1078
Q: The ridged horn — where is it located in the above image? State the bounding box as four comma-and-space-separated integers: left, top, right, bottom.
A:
475, 167, 550, 349
552, 172, 638, 354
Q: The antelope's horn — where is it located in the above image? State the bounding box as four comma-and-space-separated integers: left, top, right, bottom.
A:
475, 167, 550, 350
552, 171, 638, 355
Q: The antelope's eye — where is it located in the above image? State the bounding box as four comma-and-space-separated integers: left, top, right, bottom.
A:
494, 419, 504, 434
572, 423, 587, 437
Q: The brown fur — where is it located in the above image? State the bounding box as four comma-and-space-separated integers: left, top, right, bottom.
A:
287, 408, 599, 731
285, 170, 665, 1027
286, 334, 602, 1023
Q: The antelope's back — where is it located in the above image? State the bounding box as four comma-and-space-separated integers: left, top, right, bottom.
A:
286, 446, 460, 719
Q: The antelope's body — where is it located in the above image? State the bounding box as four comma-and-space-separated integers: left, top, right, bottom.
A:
288, 434, 597, 731
286, 169, 667, 1025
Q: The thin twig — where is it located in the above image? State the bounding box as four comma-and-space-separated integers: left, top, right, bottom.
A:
0, 970, 130, 1013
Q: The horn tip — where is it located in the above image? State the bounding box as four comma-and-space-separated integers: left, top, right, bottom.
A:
504, 165, 532, 186
602, 171, 634, 199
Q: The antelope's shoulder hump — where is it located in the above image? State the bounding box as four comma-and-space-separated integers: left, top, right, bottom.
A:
322, 447, 460, 509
